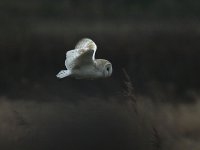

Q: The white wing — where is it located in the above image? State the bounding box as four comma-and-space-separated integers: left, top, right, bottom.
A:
75, 38, 97, 60
65, 38, 97, 70
65, 49, 80, 69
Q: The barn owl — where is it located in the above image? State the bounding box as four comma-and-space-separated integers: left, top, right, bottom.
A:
56, 38, 112, 79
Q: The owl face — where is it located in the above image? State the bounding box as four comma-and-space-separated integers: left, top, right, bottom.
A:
95, 59, 112, 78
103, 62, 112, 78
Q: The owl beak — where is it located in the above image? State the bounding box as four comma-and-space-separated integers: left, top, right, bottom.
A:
109, 67, 112, 76
103, 63, 112, 78
104, 68, 112, 78
103, 71, 107, 78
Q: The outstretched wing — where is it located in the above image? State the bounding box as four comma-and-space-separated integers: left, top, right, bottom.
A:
75, 38, 97, 60
65, 38, 97, 69
65, 49, 80, 69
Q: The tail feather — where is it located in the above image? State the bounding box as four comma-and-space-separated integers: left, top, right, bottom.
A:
56, 70, 71, 79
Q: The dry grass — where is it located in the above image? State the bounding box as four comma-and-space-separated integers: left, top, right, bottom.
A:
0, 70, 200, 149
0, 87, 199, 150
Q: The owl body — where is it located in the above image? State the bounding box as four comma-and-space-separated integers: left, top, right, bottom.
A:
70, 62, 100, 79
56, 38, 112, 79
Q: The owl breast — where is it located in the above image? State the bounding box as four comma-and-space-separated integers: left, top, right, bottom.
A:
72, 65, 103, 79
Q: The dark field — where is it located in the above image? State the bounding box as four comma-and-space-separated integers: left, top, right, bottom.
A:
1, 0, 200, 149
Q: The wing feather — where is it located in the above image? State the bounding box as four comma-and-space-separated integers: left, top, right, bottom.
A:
65, 49, 79, 69
65, 48, 95, 70
65, 38, 97, 70
75, 38, 97, 60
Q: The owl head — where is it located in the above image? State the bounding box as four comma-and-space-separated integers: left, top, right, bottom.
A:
96, 59, 112, 78
103, 62, 112, 77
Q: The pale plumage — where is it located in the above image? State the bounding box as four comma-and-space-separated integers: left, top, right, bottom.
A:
56, 38, 112, 79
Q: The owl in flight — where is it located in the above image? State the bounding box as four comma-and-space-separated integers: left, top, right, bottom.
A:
56, 38, 112, 79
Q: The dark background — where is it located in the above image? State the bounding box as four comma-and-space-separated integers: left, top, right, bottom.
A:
1, 0, 200, 100
0, 0, 200, 150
